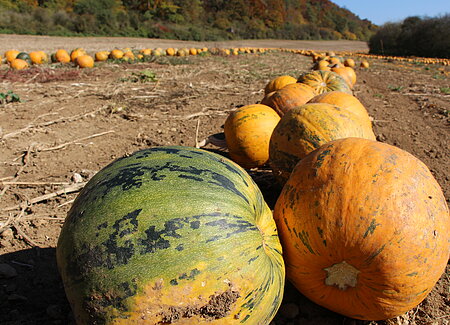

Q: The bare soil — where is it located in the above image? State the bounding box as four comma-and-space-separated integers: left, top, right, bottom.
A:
0, 36, 449, 325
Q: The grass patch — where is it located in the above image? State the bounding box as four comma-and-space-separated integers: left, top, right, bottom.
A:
440, 87, 450, 95
121, 70, 158, 83
388, 85, 404, 92
0, 91, 21, 105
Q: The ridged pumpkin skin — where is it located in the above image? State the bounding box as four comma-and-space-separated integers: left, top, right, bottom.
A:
262, 83, 317, 116
273, 138, 449, 320
264, 75, 297, 95
269, 103, 375, 184
297, 70, 352, 95
224, 104, 281, 168
307, 91, 371, 127
57, 146, 285, 324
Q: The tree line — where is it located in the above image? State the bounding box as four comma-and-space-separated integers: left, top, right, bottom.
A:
0, 0, 376, 41
368, 15, 450, 59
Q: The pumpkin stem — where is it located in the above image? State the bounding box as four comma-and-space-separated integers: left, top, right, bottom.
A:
324, 261, 360, 290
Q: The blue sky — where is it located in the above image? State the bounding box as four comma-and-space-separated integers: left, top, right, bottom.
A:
331, 0, 450, 25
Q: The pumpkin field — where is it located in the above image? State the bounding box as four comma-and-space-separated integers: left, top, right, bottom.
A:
0, 35, 449, 324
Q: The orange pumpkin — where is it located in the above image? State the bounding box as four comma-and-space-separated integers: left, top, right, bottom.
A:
330, 66, 355, 88
344, 58, 355, 67
360, 60, 370, 68
274, 137, 449, 320
264, 75, 297, 95
55, 49, 71, 63
166, 48, 176, 56
269, 103, 375, 184
297, 70, 352, 94
10, 58, 29, 70
224, 104, 281, 168
262, 83, 317, 116
109, 49, 124, 60
329, 56, 341, 65
38, 51, 48, 63
314, 60, 331, 71
140, 48, 152, 56
95, 51, 109, 61
76, 55, 94, 68
307, 91, 371, 127
123, 51, 135, 60
70, 48, 86, 62
29, 51, 45, 64
4, 50, 20, 63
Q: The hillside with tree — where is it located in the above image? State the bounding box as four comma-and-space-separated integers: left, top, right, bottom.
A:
0, 0, 377, 41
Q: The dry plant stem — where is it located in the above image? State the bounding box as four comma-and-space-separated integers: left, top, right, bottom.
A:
1, 106, 106, 140
1, 181, 71, 186
195, 118, 201, 148
14, 224, 39, 247
2, 182, 87, 212
0, 205, 27, 234
39, 130, 115, 152
0, 144, 34, 202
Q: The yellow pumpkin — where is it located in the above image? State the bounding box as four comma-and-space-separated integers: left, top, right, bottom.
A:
224, 104, 281, 168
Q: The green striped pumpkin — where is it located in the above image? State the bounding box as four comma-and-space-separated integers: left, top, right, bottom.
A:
56, 146, 285, 324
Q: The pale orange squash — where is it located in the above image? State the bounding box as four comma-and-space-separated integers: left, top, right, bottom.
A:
269, 103, 375, 184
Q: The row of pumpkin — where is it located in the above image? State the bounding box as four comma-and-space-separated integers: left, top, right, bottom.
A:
219, 56, 448, 319
2, 46, 371, 70
0, 46, 263, 68
55, 50, 449, 324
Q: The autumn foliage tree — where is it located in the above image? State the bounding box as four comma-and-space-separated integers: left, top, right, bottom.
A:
0, 0, 377, 41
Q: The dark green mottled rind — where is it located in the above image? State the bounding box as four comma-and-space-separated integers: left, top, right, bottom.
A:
56, 146, 284, 324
